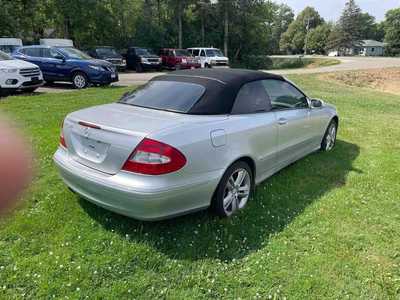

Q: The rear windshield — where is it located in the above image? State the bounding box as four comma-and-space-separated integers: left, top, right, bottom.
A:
119, 81, 205, 113
175, 49, 190, 56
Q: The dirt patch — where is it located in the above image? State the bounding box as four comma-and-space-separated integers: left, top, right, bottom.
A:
320, 68, 400, 95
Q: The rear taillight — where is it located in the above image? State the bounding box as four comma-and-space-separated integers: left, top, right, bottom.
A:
122, 138, 186, 175
60, 119, 67, 148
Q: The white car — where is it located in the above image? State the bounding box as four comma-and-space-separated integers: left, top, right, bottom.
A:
187, 47, 229, 68
0, 50, 44, 96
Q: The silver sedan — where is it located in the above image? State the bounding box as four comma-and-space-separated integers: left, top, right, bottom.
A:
54, 68, 338, 220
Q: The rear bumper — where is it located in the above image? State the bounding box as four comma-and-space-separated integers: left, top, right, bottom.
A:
177, 63, 201, 69
53, 148, 221, 221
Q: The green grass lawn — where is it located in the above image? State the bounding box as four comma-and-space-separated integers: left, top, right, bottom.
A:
0, 76, 399, 299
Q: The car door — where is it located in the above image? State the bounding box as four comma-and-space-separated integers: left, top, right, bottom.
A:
262, 79, 313, 167
40, 48, 68, 81
229, 80, 278, 181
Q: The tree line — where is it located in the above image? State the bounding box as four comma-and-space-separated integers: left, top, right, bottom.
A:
0, 0, 399, 59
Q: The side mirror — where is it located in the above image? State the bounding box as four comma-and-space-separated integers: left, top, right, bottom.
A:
55, 55, 65, 61
311, 98, 323, 108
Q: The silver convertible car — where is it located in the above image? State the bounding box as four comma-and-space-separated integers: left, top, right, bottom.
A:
54, 69, 338, 220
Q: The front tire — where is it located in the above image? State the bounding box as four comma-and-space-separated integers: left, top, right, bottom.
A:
321, 120, 338, 151
72, 72, 88, 89
212, 161, 253, 217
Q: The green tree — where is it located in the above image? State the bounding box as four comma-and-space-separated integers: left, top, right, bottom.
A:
279, 7, 324, 54
384, 8, 400, 56
307, 23, 332, 54
359, 12, 384, 41
328, 0, 363, 52
269, 3, 294, 54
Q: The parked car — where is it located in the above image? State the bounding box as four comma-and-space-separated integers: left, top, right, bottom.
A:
0, 50, 43, 96
86, 46, 126, 71
0, 38, 23, 55
13, 46, 118, 89
187, 47, 229, 68
125, 47, 162, 72
54, 68, 339, 221
159, 48, 201, 70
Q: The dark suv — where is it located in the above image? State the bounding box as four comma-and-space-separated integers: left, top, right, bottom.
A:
125, 47, 161, 72
86, 46, 126, 71
13, 46, 118, 89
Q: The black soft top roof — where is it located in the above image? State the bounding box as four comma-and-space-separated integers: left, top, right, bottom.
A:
152, 68, 284, 114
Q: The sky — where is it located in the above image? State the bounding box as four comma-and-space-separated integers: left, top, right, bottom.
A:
274, 0, 399, 21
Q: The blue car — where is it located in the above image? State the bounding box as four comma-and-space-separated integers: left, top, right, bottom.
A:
13, 46, 118, 89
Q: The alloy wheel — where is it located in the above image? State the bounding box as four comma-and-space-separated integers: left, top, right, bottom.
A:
325, 124, 337, 151
73, 74, 87, 89
223, 168, 251, 216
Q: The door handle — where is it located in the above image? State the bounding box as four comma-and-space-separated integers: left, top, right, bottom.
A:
278, 118, 288, 125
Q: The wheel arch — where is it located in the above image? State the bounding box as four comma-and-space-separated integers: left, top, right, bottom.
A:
70, 69, 88, 81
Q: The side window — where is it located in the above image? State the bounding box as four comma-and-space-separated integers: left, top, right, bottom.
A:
193, 49, 200, 56
200, 50, 206, 57
42, 48, 60, 58
262, 80, 308, 110
25, 48, 42, 57
231, 81, 271, 114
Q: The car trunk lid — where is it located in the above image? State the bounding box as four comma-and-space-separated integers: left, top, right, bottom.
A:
63, 103, 186, 174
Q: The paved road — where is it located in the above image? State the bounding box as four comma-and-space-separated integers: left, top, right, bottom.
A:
270, 56, 400, 75
37, 56, 400, 93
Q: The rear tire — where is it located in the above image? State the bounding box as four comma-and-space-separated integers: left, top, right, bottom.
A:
321, 120, 338, 151
211, 161, 253, 218
72, 72, 88, 89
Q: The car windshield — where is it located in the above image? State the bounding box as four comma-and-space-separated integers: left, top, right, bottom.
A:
97, 47, 119, 56
136, 48, 155, 56
59, 47, 92, 60
175, 49, 190, 56
119, 81, 205, 113
0, 50, 12, 60
206, 49, 224, 57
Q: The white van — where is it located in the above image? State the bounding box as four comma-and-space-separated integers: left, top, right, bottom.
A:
40, 39, 74, 47
187, 47, 229, 68
0, 50, 43, 96
0, 38, 23, 54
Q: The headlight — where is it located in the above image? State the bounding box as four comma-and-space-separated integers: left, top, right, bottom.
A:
0, 68, 18, 73
141, 57, 148, 63
122, 59, 126, 64
89, 65, 103, 71
210, 60, 216, 65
